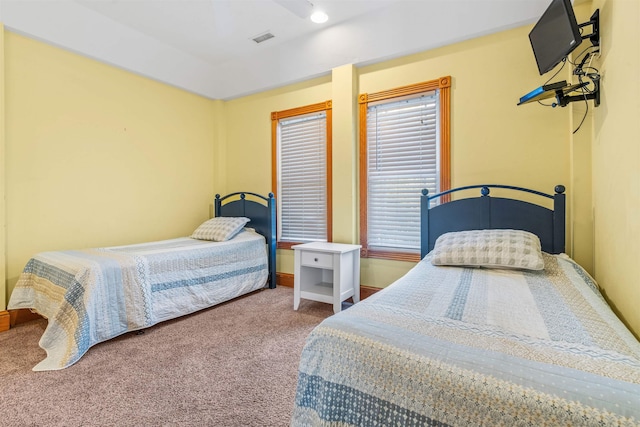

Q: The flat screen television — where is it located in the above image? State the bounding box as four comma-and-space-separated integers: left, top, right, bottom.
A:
529, 0, 582, 75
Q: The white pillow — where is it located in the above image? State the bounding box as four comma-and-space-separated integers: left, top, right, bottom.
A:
191, 217, 250, 242
430, 229, 545, 271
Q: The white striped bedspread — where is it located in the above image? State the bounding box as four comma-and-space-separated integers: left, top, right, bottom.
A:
8, 229, 268, 371
292, 253, 640, 426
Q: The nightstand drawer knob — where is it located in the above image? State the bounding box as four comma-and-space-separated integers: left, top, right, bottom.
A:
314, 257, 318, 262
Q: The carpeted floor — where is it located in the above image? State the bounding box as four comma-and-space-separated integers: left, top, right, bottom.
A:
0, 286, 333, 427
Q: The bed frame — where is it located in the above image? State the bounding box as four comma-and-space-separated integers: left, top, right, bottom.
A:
421, 184, 566, 258
215, 191, 276, 289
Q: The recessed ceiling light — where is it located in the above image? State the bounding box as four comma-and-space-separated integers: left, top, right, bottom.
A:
310, 10, 328, 24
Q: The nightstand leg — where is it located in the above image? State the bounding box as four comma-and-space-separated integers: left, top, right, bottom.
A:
353, 255, 360, 303
294, 250, 301, 310
333, 255, 341, 314
333, 300, 341, 314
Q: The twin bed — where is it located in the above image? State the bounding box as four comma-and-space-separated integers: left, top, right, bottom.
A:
8, 192, 276, 371
292, 185, 640, 426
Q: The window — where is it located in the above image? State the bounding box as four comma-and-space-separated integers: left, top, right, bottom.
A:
271, 101, 332, 249
359, 77, 451, 262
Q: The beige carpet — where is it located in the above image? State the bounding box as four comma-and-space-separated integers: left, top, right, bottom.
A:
0, 286, 333, 427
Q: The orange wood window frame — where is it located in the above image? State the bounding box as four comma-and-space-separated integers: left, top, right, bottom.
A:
271, 101, 333, 250
358, 76, 451, 262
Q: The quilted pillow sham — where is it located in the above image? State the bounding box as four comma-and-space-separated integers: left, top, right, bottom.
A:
430, 229, 545, 270
191, 217, 250, 242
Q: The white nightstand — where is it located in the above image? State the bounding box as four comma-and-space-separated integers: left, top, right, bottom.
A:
292, 242, 362, 314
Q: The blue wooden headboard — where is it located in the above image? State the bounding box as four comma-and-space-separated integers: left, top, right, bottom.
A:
215, 192, 277, 289
420, 184, 566, 258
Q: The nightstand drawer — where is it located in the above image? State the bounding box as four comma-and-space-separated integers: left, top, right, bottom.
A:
300, 251, 333, 269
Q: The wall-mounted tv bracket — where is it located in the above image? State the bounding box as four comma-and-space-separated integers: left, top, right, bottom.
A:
555, 9, 601, 107
579, 9, 600, 47
554, 75, 600, 107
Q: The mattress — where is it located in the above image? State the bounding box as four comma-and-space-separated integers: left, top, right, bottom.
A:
292, 253, 640, 426
8, 229, 268, 371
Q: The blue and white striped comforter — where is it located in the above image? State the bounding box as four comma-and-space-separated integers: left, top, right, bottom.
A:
292, 253, 640, 426
8, 229, 268, 371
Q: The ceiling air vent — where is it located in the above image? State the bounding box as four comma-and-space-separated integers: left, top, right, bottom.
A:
252, 32, 275, 44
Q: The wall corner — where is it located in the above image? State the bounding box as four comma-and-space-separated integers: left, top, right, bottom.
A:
1, 23, 7, 312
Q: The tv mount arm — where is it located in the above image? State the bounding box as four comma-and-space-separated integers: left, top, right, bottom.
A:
579, 9, 600, 47
555, 9, 601, 108
554, 76, 600, 107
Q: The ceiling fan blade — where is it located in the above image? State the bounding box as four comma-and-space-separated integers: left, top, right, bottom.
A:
272, 0, 313, 19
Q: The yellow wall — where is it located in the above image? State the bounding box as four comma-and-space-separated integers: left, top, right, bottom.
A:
2, 31, 217, 301
589, 0, 640, 336
224, 25, 572, 287
0, 24, 6, 311
222, 75, 333, 197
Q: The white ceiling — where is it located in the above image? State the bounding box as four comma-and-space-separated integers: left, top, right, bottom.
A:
0, 0, 550, 100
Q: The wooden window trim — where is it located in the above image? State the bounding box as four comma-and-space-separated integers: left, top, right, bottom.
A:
359, 76, 451, 262
271, 101, 333, 250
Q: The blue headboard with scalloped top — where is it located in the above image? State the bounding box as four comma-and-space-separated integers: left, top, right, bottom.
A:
420, 185, 566, 258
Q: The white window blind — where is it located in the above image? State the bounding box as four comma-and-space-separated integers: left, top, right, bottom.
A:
366, 91, 440, 252
278, 112, 327, 243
